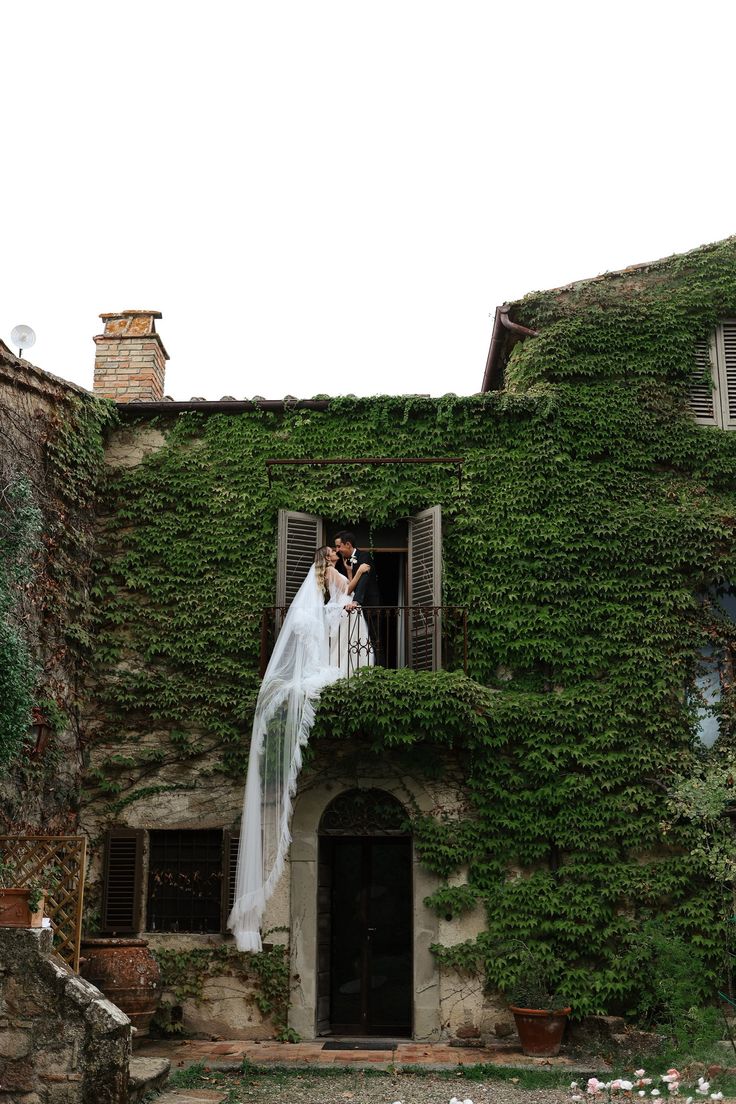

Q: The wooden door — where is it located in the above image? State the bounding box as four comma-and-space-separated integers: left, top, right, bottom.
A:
326, 837, 412, 1036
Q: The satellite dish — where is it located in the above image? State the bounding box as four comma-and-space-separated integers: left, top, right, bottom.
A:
10, 325, 36, 358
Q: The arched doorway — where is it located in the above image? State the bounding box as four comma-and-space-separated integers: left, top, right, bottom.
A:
317, 789, 412, 1037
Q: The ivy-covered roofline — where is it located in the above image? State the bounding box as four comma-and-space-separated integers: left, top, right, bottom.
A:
482, 234, 736, 393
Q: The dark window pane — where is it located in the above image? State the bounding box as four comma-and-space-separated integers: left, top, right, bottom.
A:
147, 829, 223, 933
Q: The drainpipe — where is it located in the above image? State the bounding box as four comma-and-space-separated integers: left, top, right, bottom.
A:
481, 305, 539, 393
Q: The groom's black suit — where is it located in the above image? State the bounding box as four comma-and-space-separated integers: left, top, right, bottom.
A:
336, 547, 382, 661
335, 547, 380, 607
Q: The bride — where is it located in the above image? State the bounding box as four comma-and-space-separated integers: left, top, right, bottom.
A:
228, 545, 374, 952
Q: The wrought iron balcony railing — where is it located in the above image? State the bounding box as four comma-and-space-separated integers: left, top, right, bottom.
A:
259, 605, 468, 677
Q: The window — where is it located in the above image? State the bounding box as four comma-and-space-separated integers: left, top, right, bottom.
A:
689, 322, 736, 428
100, 827, 239, 935
693, 646, 722, 749
692, 586, 736, 748
275, 507, 445, 670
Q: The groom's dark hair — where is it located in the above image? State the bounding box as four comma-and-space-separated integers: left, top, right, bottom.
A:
334, 530, 357, 546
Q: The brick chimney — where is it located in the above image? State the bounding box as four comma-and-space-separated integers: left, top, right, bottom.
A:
93, 310, 169, 402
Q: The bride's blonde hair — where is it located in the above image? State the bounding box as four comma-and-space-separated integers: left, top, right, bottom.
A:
314, 546, 332, 597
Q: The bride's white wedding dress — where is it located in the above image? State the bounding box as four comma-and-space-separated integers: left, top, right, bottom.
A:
228, 564, 373, 952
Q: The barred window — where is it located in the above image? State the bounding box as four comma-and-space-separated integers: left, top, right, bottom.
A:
101, 827, 239, 935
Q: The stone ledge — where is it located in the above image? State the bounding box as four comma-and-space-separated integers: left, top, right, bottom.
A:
128, 1056, 171, 1103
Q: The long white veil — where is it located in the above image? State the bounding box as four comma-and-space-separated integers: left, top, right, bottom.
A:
228, 565, 350, 952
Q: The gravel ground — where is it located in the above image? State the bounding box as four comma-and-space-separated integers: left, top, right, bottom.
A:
181, 1069, 573, 1104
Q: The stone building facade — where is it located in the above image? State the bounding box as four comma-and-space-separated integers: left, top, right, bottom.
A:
4, 238, 736, 1048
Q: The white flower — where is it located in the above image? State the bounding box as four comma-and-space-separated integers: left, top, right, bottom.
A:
620, 1083, 634, 1092
652, 1092, 661, 1097
686, 1098, 693, 1104
639, 1094, 646, 1098
571, 1084, 580, 1091
573, 1096, 582, 1101
710, 1095, 723, 1101
636, 1072, 647, 1080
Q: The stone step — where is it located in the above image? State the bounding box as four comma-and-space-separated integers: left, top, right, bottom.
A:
152, 1092, 227, 1104
128, 1055, 171, 1102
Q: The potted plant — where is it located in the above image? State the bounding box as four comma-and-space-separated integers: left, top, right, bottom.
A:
0, 856, 45, 928
503, 942, 571, 1057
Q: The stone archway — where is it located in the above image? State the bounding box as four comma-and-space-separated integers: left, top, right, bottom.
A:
288, 780, 441, 1041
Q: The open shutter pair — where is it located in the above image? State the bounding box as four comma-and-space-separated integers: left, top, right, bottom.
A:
276, 505, 443, 670
690, 323, 736, 429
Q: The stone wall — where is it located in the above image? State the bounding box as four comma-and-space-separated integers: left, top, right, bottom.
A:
0, 344, 106, 832
0, 927, 131, 1104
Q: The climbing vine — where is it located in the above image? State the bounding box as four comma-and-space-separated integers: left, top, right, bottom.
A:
88, 237, 736, 1018
152, 942, 294, 1039
0, 477, 41, 765
0, 385, 115, 821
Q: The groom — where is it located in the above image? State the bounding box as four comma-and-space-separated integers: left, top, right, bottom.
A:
333, 531, 382, 662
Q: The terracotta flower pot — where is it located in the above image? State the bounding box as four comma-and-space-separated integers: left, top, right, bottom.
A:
80, 937, 162, 1037
509, 1005, 571, 1057
0, 888, 44, 928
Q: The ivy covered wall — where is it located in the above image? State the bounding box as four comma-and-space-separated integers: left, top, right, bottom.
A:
0, 353, 115, 829
86, 237, 736, 1020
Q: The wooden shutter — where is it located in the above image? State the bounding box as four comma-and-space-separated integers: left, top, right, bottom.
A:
407, 505, 442, 671
221, 829, 239, 933
101, 828, 144, 934
276, 510, 325, 607
716, 321, 736, 429
689, 336, 718, 425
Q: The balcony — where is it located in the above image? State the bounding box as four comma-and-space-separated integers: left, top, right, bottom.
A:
259, 606, 468, 677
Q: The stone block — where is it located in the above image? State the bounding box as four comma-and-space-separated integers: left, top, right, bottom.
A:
62, 973, 105, 1010
0, 1058, 35, 1091
44, 1083, 79, 1104
455, 1023, 480, 1038
34, 1046, 75, 1075
0, 1031, 32, 1058
84, 997, 130, 1034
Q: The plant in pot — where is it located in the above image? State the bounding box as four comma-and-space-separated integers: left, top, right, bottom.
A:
503, 942, 571, 1057
0, 856, 45, 928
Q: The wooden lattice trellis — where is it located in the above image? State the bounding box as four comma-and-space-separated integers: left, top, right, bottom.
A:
0, 836, 86, 971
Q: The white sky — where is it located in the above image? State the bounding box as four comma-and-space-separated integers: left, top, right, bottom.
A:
3, 1, 735, 401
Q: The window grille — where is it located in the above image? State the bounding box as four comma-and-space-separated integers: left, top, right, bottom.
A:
147, 829, 223, 933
